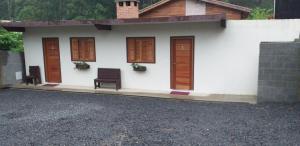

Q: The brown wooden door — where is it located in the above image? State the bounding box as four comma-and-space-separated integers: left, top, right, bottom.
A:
43, 38, 62, 83
171, 36, 194, 90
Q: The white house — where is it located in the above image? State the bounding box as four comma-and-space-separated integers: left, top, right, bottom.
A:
1, 0, 300, 97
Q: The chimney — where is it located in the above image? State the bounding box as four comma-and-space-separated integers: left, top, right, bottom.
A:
116, 0, 139, 19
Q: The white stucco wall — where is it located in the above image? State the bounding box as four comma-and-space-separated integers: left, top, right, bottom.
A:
186, 0, 206, 16
23, 19, 300, 95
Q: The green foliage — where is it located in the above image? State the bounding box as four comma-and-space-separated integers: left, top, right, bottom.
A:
249, 7, 273, 19
0, 28, 23, 52
64, 0, 110, 20
0, 0, 115, 21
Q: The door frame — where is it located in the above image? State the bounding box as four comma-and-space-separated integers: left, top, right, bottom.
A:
42, 37, 62, 83
170, 36, 195, 90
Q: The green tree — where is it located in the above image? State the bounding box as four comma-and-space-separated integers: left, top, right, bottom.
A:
248, 7, 273, 19
0, 0, 10, 20
65, 0, 110, 20
0, 28, 23, 52
3, 0, 116, 21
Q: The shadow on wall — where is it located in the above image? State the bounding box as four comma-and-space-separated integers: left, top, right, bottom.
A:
0, 50, 8, 85
0, 50, 8, 65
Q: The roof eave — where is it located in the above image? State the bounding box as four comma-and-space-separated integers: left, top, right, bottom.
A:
0, 14, 227, 32
201, 0, 251, 13
139, 0, 171, 15
97, 14, 226, 25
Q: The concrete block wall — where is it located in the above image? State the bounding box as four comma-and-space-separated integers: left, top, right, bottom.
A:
258, 41, 300, 103
0, 50, 25, 86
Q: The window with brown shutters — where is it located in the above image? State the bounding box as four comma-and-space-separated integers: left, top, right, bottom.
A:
70, 37, 96, 62
126, 37, 155, 63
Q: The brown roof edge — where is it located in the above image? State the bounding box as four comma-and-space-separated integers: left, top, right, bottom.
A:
0, 20, 96, 32
0, 20, 95, 28
0, 14, 227, 32
96, 14, 226, 25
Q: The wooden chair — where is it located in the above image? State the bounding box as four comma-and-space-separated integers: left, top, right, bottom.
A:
25, 66, 41, 85
94, 68, 121, 90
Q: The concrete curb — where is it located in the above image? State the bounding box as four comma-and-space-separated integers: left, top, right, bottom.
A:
12, 84, 257, 104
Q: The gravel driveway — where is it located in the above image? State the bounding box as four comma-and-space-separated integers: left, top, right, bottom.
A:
0, 89, 300, 145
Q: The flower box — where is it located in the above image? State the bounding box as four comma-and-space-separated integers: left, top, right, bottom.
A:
74, 61, 90, 70
131, 63, 147, 72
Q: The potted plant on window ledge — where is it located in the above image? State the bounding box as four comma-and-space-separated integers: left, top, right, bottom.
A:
74, 61, 90, 70
131, 63, 147, 72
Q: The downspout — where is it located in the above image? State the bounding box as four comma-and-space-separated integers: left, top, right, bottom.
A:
273, 0, 276, 18
0, 51, 4, 86
0, 61, 2, 86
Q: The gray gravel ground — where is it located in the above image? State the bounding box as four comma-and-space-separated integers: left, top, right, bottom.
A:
0, 89, 300, 146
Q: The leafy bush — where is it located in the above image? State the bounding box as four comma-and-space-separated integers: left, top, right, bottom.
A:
0, 28, 23, 52
249, 7, 273, 20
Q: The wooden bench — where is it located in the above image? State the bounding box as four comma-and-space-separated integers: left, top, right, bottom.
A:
94, 68, 121, 90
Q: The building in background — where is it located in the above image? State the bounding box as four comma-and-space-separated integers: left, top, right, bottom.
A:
137, 0, 251, 20
275, 0, 300, 19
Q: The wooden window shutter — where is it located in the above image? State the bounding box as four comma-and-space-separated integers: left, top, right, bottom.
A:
78, 39, 87, 61
87, 38, 95, 61
70, 37, 96, 62
71, 38, 79, 61
135, 39, 144, 62
127, 38, 136, 62
79, 38, 95, 61
142, 38, 155, 63
127, 37, 155, 63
